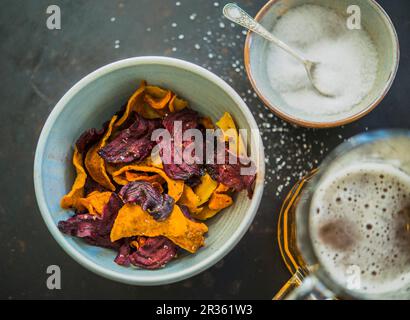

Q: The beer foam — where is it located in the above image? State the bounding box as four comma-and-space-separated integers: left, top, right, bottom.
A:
310, 163, 410, 295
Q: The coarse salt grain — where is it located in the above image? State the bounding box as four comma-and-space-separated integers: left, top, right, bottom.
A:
266, 5, 378, 116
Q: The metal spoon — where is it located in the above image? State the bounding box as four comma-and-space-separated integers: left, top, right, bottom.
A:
223, 3, 334, 97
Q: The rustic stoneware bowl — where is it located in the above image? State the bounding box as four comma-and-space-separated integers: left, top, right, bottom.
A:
244, 0, 399, 128
34, 57, 265, 285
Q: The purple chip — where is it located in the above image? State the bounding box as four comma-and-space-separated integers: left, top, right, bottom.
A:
119, 181, 174, 221
98, 113, 161, 164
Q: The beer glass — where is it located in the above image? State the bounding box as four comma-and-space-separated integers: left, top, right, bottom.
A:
274, 130, 410, 300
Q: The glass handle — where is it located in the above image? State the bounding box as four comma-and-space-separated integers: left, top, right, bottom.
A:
273, 267, 335, 300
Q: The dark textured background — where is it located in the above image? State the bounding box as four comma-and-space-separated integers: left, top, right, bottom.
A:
1, 0, 409, 299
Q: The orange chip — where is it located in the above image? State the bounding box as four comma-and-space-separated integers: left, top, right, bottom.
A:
110, 204, 208, 253
115, 81, 146, 127
60, 147, 87, 209
168, 95, 188, 113
76, 191, 112, 215
111, 172, 129, 186
178, 185, 202, 214
85, 115, 117, 191
144, 86, 172, 110
125, 172, 165, 184
208, 184, 233, 210
192, 184, 233, 221
199, 116, 215, 129
111, 165, 184, 201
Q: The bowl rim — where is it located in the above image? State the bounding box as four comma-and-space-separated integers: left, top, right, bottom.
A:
33, 56, 265, 285
244, 0, 400, 128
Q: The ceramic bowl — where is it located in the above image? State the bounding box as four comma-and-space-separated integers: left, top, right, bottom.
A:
34, 56, 265, 285
244, 0, 399, 128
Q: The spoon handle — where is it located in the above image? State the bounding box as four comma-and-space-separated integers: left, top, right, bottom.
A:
223, 3, 305, 63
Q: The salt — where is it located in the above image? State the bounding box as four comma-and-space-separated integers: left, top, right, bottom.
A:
266, 5, 378, 116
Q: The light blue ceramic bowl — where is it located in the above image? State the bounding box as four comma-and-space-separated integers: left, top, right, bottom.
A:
34, 57, 265, 285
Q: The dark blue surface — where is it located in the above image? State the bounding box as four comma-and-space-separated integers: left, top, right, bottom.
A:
0, 0, 409, 299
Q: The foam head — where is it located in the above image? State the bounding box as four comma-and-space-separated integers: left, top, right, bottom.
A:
310, 163, 410, 296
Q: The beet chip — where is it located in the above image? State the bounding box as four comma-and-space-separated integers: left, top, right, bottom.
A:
76, 125, 107, 155
162, 140, 204, 181
58, 193, 124, 249
114, 238, 132, 266
129, 236, 177, 269
184, 175, 202, 188
114, 236, 177, 269
207, 151, 256, 198
163, 109, 199, 135
98, 113, 161, 164
119, 181, 174, 221
161, 109, 204, 181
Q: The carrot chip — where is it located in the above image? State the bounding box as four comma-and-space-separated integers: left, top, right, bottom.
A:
61, 147, 87, 209
85, 115, 117, 191
110, 204, 208, 253
76, 191, 113, 215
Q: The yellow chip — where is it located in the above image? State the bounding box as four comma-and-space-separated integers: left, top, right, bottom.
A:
76, 191, 112, 215
85, 115, 117, 191
216, 112, 246, 156
60, 147, 87, 209
192, 184, 233, 221
192, 207, 221, 221
178, 174, 219, 214
111, 165, 184, 201
110, 204, 208, 253
194, 173, 218, 206
194, 173, 218, 205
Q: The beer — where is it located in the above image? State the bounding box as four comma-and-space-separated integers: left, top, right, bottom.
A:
310, 163, 410, 294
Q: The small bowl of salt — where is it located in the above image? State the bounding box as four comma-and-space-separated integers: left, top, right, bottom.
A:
244, 0, 399, 128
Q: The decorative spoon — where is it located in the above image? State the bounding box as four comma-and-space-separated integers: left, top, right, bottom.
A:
223, 3, 334, 97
